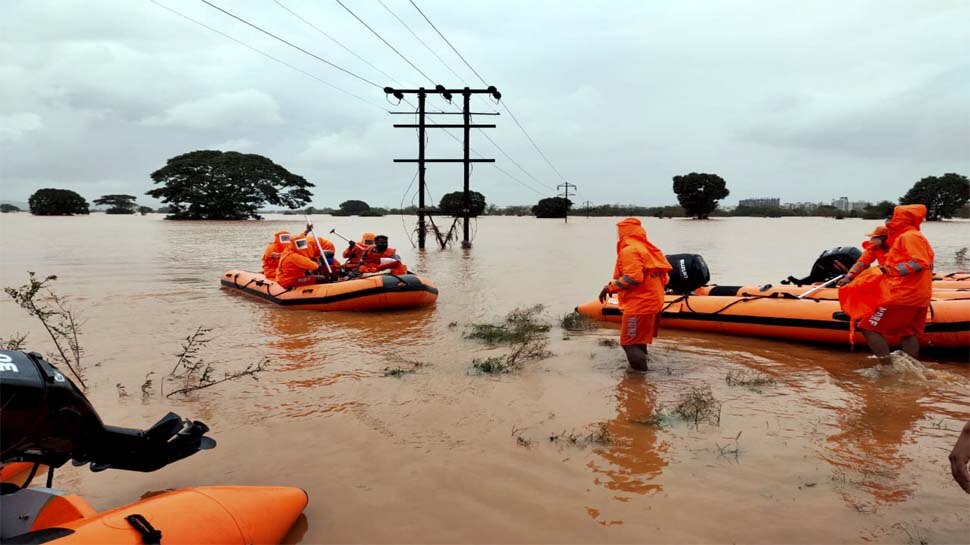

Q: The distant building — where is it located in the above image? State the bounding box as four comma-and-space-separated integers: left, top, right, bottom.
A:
849, 201, 870, 213
739, 197, 781, 208
832, 196, 849, 212
783, 201, 819, 211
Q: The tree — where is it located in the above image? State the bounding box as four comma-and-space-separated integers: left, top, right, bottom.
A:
899, 173, 969, 221
438, 191, 486, 217
146, 150, 313, 220
28, 188, 90, 216
0, 204, 21, 213
861, 200, 895, 220
532, 197, 572, 218
137, 206, 153, 215
94, 194, 138, 214
671, 172, 730, 219
333, 200, 371, 216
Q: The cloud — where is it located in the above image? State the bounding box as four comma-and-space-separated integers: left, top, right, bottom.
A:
141, 90, 282, 129
0, 113, 42, 142
216, 138, 255, 151
298, 131, 376, 164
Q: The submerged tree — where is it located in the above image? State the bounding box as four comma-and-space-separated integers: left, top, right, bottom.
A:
672, 172, 730, 219
439, 191, 486, 217
532, 197, 572, 218
28, 188, 90, 216
333, 200, 371, 216
146, 150, 313, 220
94, 194, 138, 214
899, 173, 969, 221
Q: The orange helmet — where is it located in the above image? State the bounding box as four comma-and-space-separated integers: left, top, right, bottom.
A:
865, 225, 887, 238
361, 232, 376, 245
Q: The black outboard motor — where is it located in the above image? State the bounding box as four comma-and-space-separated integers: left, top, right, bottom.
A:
782, 246, 862, 286
665, 254, 710, 294
0, 350, 214, 474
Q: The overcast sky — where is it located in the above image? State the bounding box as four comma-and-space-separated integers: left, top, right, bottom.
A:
1, 0, 967, 208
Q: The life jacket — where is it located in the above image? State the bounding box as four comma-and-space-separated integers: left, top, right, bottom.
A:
607, 218, 672, 315
261, 231, 291, 279
343, 233, 375, 268
360, 247, 406, 275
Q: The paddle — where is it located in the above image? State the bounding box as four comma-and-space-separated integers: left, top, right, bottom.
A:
304, 215, 333, 276
797, 274, 844, 299
329, 228, 352, 243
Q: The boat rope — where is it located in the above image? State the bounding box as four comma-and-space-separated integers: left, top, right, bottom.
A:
125, 514, 163, 544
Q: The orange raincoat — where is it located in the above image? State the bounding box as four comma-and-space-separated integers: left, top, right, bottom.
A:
261, 231, 291, 280
605, 218, 672, 314
883, 204, 934, 306
360, 247, 407, 275
343, 232, 375, 269
276, 236, 322, 289
846, 239, 889, 280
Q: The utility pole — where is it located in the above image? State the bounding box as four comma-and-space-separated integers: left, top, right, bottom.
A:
583, 200, 592, 218
557, 182, 577, 223
387, 85, 501, 249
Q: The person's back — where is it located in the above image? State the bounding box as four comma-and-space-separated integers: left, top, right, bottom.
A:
611, 220, 669, 314
883, 206, 934, 307
276, 236, 324, 289
261, 231, 291, 280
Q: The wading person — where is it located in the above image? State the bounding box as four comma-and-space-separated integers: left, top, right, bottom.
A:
359, 235, 407, 275
836, 226, 889, 287
275, 236, 331, 289
261, 231, 291, 280
598, 218, 671, 371
343, 232, 375, 275
842, 205, 934, 361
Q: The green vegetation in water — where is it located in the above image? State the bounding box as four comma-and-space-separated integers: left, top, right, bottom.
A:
547, 422, 613, 447
560, 310, 594, 332
472, 356, 510, 374
0, 332, 29, 351
630, 406, 672, 428
597, 338, 619, 348
674, 385, 722, 428
383, 359, 426, 377
465, 305, 550, 345
725, 369, 777, 388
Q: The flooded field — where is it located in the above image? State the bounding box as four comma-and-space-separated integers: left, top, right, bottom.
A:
1, 214, 967, 544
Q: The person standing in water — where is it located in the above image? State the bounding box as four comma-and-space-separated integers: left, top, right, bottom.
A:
836, 225, 890, 287
598, 218, 671, 371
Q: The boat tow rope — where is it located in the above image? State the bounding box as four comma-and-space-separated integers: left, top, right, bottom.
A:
125, 514, 162, 544
664, 291, 805, 317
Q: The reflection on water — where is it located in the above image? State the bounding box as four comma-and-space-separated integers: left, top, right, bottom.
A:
0, 214, 967, 544
588, 374, 668, 497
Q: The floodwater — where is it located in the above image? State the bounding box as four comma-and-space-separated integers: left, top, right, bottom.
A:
1, 213, 968, 544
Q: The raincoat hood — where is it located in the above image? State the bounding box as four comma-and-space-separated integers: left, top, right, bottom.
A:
273, 231, 291, 251
616, 218, 671, 270
887, 204, 926, 239
290, 235, 312, 257
361, 232, 376, 244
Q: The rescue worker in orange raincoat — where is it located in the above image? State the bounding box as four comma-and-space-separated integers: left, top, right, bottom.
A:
845, 204, 934, 360
261, 231, 291, 280
275, 236, 331, 289
359, 235, 407, 275
598, 218, 672, 371
836, 225, 889, 287
305, 234, 341, 282
343, 232, 375, 274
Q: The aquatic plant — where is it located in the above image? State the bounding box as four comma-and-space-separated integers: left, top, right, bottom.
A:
4, 272, 85, 388
164, 325, 267, 398
560, 310, 593, 332
597, 338, 619, 348
0, 332, 29, 351
547, 422, 613, 447
673, 385, 722, 427
724, 369, 776, 388
465, 305, 550, 345
472, 356, 510, 374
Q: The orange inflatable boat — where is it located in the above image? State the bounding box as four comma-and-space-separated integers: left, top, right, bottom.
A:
221, 270, 438, 311
576, 285, 970, 349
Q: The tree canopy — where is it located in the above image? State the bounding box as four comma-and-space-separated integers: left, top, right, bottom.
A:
331, 200, 371, 216
137, 206, 153, 215
28, 188, 90, 216
94, 194, 138, 214
0, 204, 21, 213
672, 172, 730, 219
438, 191, 486, 217
146, 150, 313, 220
899, 173, 969, 221
532, 197, 572, 218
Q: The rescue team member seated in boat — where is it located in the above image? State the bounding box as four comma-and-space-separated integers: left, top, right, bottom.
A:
836, 226, 889, 287
359, 235, 407, 275
304, 234, 341, 282
343, 232, 375, 274
845, 205, 935, 361
261, 231, 291, 280
598, 218, 672, 372
275, 236, 332, 289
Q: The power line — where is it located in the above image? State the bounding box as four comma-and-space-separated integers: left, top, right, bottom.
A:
407, 0, 571, 185
149, 0, 385, 111
376, 0, 462, 84
407, 0, 487, 87
198, 0, 383, 89
476, 129, 556, 191
333, 0, 434, 85
273, 0, 399, 84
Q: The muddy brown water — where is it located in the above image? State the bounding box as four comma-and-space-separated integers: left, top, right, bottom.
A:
1, 214, 968, 544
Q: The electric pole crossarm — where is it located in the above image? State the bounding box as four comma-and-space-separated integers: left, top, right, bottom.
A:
393, 124, 496, 129
393, 158, 495, 163
389, 111, 501, 115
